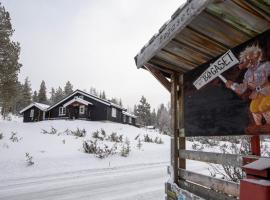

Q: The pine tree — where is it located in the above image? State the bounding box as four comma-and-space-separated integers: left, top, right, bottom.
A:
64, 81, 73, 96
49, 87, 56, 105
157, 103, 171, 135
101, 91, 106, 100
150, 109, 157, 126
37, 80, 47, 104
32, 91, 38, 102
135, 96, 151, 126
14, 77, 32, 112
0, 4, 22, 118
54, 87, 64, 103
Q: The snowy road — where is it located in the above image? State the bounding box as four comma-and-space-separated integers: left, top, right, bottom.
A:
0, 162, 168, 200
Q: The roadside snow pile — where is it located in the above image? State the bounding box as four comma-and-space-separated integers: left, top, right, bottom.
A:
0, 119, 170, 180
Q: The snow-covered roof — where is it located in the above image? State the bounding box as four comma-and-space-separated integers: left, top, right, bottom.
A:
63, 97, 93, 107
19, 102, 50, 114
110, 102, 125, 110
47, 90, 111, 110
47, 89, 126, 111
122, 111, 137, 118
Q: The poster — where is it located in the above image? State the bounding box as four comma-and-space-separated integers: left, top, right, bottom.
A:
184, 29, 270, 136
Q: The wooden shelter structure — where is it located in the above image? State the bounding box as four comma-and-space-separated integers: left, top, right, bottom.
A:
135, 0, 270, 199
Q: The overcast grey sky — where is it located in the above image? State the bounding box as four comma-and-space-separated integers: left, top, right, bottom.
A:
2, 0, 185, 110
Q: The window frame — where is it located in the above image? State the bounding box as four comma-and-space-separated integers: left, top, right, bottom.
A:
59, 107, 66, 116
123, 115, 126, 123
79, 105, 85, 114
111, 108, 117, 118
30, 109, 34, 118
129, 116, 132, 124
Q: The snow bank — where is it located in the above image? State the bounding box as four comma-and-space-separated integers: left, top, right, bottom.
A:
0, 120, 170, 180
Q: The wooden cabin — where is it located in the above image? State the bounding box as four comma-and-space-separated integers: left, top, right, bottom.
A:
20, 89, 137, 125
19, 102, 49, 122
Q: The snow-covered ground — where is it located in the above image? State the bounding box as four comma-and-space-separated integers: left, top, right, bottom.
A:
0, 119, 171, 180
0, 118, 210, 199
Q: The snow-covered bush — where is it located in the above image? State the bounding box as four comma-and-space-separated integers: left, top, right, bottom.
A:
25, 153, 34, 166
108, 132, 123, 143
204, 136, 250, 183
143, 134, 153, 143
42, 127, 57, 135
121, 138, 131, 157
92, 130, 106, 140
83, 140, 117, 159
9, 132, 21, 142
154, 137, 163, 144
137, 138, 143, 150
71, 128, 86, 137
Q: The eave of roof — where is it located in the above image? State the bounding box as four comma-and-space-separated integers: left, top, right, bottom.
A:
19, 102, 50, 114
134, 0, 270, 77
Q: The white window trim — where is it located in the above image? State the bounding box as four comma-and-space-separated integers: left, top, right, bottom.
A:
129, 116, 132, 124
30, 109, 34, 118
59, 107, 66, 116
111, 108, 117, 118
79, 105, 85, 114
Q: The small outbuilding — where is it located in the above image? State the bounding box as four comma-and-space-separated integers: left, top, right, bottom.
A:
19, 102, 50, 122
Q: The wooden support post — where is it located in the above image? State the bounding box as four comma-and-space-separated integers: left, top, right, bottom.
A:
178, 75, 186, 170
171, 73, 179, 185
250, 135, 261, 156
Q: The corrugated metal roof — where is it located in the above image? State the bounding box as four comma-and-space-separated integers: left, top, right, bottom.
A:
134, 0, 270, 77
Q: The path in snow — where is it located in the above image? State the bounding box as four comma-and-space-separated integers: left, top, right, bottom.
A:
0, 162, 168, 200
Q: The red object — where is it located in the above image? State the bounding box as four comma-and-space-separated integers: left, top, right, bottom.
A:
251, 135, 261, 156
240, 179, 270, 200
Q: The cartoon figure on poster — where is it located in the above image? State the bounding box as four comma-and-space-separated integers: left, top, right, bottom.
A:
226, 45, 270, 129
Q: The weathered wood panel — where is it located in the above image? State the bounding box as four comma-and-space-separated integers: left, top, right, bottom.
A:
179, 169, 240, 197
179, 179, 237, 200
207, 0, 270, 36
189, 11, 251, 47
179, 150, 242, 167
163, 40, 212, 65
150, 57, 187, 73
156, 50, 196, 70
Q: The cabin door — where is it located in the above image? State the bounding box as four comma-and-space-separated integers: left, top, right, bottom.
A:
74, 107, 79, 119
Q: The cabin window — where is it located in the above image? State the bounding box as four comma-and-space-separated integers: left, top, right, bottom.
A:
129, 117, 132, 124
79, 95, 84, 99
79, 105, 85, 114
111, 108, 117, 118
59, 107, 66, 116
123, 115, 126, 123
30, 109, 34, 118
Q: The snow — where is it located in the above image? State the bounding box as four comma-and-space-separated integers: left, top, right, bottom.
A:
19, 102, 50, 113
0, 118, 213, 199
0, 119, 171, 180
243, 157, 270, 170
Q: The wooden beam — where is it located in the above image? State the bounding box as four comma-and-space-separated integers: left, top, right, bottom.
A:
171, 73, 179, 185
179, 179, 238, 200
145, 64, 171, 92
179, 169, 240, 197
135, 0, 211, 68
179, 149, 242, 167
151, 57, 187, 73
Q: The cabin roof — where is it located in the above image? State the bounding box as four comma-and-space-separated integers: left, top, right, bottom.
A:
122, 111, 137, 118
19, 102, 50, 114
134, 0, 270, 78
63, 96, 93, 107
47, 89, 125, 111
